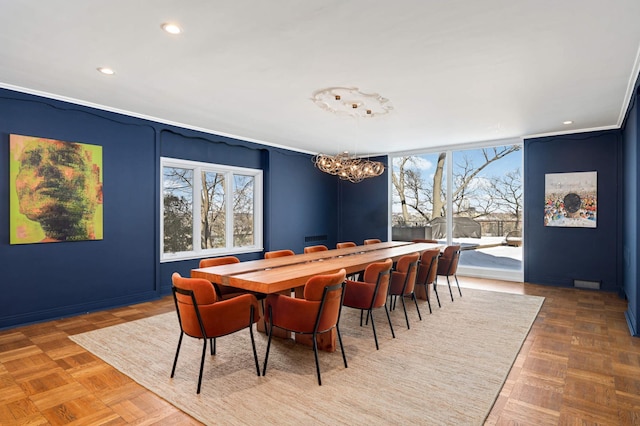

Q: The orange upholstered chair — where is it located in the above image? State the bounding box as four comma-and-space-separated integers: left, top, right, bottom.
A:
199, 256, 246, 299
436, 245, 462, 302
170, 273, 261, 393
304, 244, 328, 254
415, 248, 441, 312
336, 242, 356, 249
262, 269, 348, 385
343, 259, 395, 350
388, 252, 421, 329
264, 249, 295, 259
364, 238, 382, 245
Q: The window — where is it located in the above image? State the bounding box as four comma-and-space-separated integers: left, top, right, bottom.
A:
161, 157, 263, 261
391, 142, 523, 281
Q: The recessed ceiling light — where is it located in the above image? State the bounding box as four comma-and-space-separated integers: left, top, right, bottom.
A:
97, 67, 115, 75
563, 120, 573, 125
161, 22, 182, 35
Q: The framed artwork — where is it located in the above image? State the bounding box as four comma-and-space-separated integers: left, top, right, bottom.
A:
9, 134, 103, 244
544, 171, 597, 228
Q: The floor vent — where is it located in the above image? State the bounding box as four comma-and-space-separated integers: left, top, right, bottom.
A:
304, 235, 328, 243
573, 279, 601, 290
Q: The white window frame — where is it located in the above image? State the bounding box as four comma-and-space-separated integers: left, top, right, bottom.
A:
160, 157, 263, 262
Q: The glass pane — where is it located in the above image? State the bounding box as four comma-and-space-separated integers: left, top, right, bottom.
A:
233, 174, 254, 246
201, 171, 225, 249
391, 153, 447, 241
451, 146, 522, 271
163, 166, 193, 253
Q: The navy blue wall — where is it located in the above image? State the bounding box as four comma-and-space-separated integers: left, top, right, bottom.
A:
338, 156, 389, 245
623, 86, 639, 335
524, 130, 622, 292
0, 88, 342, 328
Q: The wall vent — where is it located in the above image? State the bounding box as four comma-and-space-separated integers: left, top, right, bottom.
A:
305, 235, 328, 243
573, 279, 601, 290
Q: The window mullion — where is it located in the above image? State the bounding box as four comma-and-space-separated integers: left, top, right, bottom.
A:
226, 172, 234, 249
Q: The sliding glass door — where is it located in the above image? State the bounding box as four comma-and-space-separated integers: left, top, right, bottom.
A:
391, 142, 523, 281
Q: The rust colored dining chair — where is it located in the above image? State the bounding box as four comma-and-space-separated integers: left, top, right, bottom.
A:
364, 238, 382, 245
262, 269, 348, 386
388, 252, 421, 329
170, 273, 261, 394
336, 242, 356, 249
436, 245, 462, 302
415, 248, 442, 312
264, 249, 295, 259
343, 259, 395, 350
304, 244, 329, 254
199, 256, 246, 300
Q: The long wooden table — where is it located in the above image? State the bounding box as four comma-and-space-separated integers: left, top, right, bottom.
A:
191, 241, 441, 351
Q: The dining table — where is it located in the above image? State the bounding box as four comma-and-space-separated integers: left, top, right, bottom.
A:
191, 241, 442, 351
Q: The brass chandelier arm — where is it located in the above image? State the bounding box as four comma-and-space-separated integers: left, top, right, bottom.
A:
313, 152, 384, 183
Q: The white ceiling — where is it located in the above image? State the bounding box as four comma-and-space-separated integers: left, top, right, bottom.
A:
1, 1, 640, 156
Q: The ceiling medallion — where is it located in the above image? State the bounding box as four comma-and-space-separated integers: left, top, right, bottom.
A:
311, 87, 390, 183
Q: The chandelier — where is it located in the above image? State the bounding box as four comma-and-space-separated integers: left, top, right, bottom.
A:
311, 87, 390, 183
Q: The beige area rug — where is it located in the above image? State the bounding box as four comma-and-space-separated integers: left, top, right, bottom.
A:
70, 287, 543, 425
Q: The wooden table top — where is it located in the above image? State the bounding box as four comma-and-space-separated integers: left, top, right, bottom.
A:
191, 241, 442, 294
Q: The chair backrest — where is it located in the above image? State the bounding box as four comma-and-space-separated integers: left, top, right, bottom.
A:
171, 272, 217, 339
265, 249, 295, 259
304, 245, 328, 254
304, 269, 347, 333
416, 248, 440, 286
364, 239, 382, 245
199, 256, 240, 268
362, 258, 393, 309
390, 252, 420, 295
437, 245, 461, 276
412, 239, 438, 244
336, 242, 356, 249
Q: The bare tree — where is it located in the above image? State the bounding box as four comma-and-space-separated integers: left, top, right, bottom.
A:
490, 169, 523, 229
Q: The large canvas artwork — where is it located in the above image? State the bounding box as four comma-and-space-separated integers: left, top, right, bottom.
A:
544, 171, 597, 228
10, 134, 103, 244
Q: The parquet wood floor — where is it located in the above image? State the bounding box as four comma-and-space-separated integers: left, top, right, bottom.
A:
1, 279, 638, 425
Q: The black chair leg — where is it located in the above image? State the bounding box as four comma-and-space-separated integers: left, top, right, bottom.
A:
211, 337, 216, 355
171, 331, 184, 378
433, 283, 441, 307
262, 307, 274, 376
412, 294, 422, 321
455, 275, 462, 297
196, 338, 207, 394
249, 308, 260, 376
400, 295, 410, 329
447, 276, 454, 302
384, 304, 396, 339
313, 333, 322, 386
336, 325, 348, 369
369, 309, 379, 350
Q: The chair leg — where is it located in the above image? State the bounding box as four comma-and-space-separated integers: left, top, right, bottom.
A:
313, 332, 322, 386
384, 304, 396, 339
412, 293, 422, 321
433, 282, 441, 307
336, 325, 348, 369
369, 309, 379, 350
170, 331, 184, 378
455, 275, 462, 297
249, 308, 260, 376
359, 309, 364, 326
400, 294, 410, 329
211, 337, 216, 355
447, 276, 454, 302
196, 338, 207, 394
424, 285, 432, 314
262, 307, 275, 376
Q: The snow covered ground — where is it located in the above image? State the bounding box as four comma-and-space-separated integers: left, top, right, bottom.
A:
440, 237, 523, 271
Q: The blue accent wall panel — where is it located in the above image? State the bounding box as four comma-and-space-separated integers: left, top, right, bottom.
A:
0, 89, 158, 327
524, 131, 622, 292
338, 156, 389, 245
265, 149, 339, 254
623, 87, 639, 335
